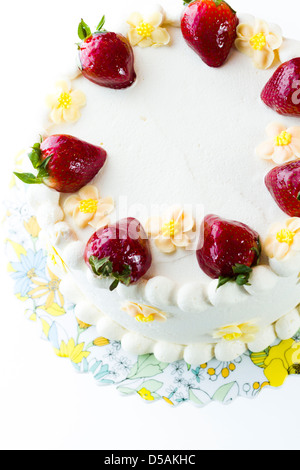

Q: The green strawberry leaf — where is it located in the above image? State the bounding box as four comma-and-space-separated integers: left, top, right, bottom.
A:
28, 149, 41, 169
14, 143, 51, 187
96, 15, 106, 32
13, 172, 44, 185
89, 256, 113, 276
297, 192, 300, 201
89, 256, 132, 291
232, 264, 252, 275
217, 264, 253, 289
217, 276, 232, 289
78, 19, 92, 40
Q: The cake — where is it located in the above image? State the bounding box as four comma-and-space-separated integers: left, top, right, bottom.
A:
13, 0, 300, 366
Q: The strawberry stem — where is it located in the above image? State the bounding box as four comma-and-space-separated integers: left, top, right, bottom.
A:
96, 15, 106, 32
217, 264, 253, 289
89, 256, 132, 291
14, 141, 51, 186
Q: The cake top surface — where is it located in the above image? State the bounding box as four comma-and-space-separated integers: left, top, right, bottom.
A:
29, 0, 300, 286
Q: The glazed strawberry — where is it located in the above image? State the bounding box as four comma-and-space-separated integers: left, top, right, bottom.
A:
78, 16, 136, 89
181, 0, 238, 68
265, 161, 300, 217
261, 58, 300, 117
196, 215, 261, 287
85, 218, 152, 291
14, 135, 107, 193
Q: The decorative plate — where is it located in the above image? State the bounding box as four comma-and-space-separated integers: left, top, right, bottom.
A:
2, 178, 300, 407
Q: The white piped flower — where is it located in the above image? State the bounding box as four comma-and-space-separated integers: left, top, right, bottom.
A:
63, 185, 114, 229
235, 17, 282, 69
127, 11, 170, 48
264, 218, 300, 260
256, 122, 300, 164
122, 301, 167, 323
145, 206, 195, 254
46, 80, 86, 124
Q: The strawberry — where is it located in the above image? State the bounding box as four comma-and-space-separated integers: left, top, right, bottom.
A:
261, 58, 300, 117
265, 161, 300, 217
85, 218, 152, 291
78, 16, 136, 89
14, 135, 107, 193
181, 0, 238, 68
196, 215, 261, 288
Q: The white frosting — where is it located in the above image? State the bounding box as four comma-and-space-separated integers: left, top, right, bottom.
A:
214, 341, 247, 363
247, 325, 277, 353
24, 0, 300, 363
275, 308, 300, 340
183, 344, 214, 365
75, 301, 103, 325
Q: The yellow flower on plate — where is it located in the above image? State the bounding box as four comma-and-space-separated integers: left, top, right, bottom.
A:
63, 185, 114, 230
43, 303, 65, 317
54, 338, 90, 364
127, 11, 170, 48
235, 17, 282, 69
262, 339, 300, 387
77, 318, 91, 330
145, 206, 195, 254
264, 218, 300, 261
48, 244, 68, 274
256, 122, 300, 164
93, 337, 110, 347
46, 79, 86, 124
122, 301, 167, 323
24, 216, 41, 238
213, 321, 259, 343
138, 388, 155, 401
29, 268, 64, 309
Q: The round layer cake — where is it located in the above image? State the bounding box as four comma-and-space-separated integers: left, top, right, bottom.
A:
16, 0, 300, 364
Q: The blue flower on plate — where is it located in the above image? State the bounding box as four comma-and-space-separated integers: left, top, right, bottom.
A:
10, 249, 47, 297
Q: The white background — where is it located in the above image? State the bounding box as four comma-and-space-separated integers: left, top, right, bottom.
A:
1, 0, 300, 451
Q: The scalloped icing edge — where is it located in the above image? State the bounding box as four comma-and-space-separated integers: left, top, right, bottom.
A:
56, 257, 300, 365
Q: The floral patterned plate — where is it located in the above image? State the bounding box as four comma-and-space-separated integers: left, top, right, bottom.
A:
2, 177, 300, 407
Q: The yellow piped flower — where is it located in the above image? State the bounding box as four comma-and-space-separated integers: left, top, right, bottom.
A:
64, 185, 114, 230
145, 206, 195, 254
136, 21, 155, 38
213, 321, 259, 343
274, 131, 292, 147
46, 80, 86, 124
57, 92, 72, 109
127, 11, 170, 48
235, 17, 282, 69
122, 301, 167, 323
250, 32, 267, 51
256, 122, 300, 164
264, 218, 300, 261
79, 199, 98, 214
276, 229, 295, 246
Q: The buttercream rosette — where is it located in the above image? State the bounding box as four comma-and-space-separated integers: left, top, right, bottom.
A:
256, 122, 300, 164
235, 16, 282, 69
